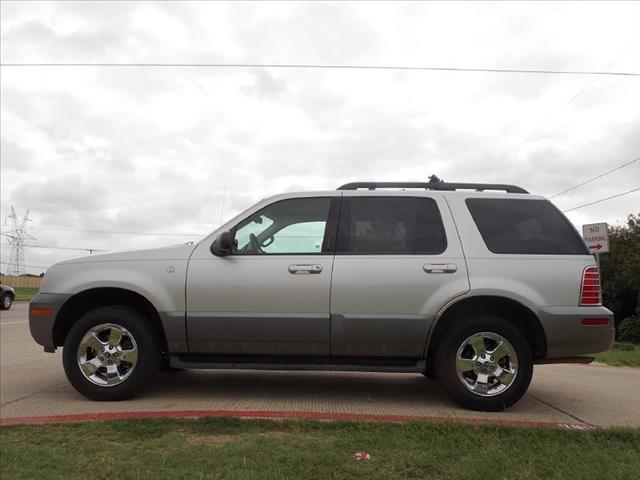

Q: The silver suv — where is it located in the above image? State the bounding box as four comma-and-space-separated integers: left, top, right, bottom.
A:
29, 182, 614, 411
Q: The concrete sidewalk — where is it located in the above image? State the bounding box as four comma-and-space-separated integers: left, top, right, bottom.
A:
2, 303, 639, 427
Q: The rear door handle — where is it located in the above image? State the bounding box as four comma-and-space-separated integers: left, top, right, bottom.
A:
423, 263, 457, 274
288, 264, 323, 274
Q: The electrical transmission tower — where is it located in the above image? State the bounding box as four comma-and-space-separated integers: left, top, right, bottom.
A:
3, 207, 35, 276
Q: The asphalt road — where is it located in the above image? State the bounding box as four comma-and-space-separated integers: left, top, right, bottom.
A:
2, 302, 639, 427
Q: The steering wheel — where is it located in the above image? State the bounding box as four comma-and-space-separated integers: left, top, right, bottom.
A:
249, 233, 265, 254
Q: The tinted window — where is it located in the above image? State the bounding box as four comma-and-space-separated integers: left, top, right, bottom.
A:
234, 197, 331, 255
466, 198, 588, 255
416, 198, 447, 254
337, 197, 446, 254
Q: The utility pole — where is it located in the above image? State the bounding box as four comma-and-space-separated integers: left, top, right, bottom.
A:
3, 207, 35, 275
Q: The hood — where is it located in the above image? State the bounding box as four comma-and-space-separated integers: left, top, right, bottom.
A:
56, 242, 198, 266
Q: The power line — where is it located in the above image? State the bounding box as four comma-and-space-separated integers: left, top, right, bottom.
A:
2, 232, 108, 251
510, 37, 640, 152
26, 244, 108, 253
562, 188, 640, 212
1, 242, 105, 254
0, 261, 49, 270
550, 157, 640, 198
30, 226, 203, 237
2, 62, 639, 76
545, 118, 620, 164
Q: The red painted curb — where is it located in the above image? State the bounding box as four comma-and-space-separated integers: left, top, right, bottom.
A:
0, 409, 592, 429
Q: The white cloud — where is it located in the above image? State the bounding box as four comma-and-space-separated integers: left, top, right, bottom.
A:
1, 1, 639, 272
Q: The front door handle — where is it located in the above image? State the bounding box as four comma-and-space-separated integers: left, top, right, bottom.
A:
288, 264, 323, 274
423, 263, 457, 274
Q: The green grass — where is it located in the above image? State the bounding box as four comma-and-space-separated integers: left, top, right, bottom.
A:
595, 344, 640, 367
2, 417, 639, 479
13, 287, 38, 302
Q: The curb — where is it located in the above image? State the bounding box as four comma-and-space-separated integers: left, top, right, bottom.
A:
0, 409, 593, 429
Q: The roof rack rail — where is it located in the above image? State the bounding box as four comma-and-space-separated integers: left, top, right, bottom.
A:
337, 182, 528, 194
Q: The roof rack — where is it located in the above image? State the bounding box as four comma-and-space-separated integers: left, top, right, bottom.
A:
337, 182, 528, 194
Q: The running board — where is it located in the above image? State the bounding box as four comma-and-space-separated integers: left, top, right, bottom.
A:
170, 355, 426, 373
535, 356, 594, 365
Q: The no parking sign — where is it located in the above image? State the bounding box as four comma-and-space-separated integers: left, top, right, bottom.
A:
582, 223, 609, 254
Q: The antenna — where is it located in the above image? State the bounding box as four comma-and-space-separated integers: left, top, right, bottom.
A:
219, 185, 227, 226
2, 206, 35, 275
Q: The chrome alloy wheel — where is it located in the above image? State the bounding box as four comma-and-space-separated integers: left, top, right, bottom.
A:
455, 332, 518, 397
2, 295, 10, 309
76, 323, 139, 387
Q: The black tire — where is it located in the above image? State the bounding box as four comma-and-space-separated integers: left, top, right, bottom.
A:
1, 294, 12, 310
63, 306, 162, 401
434, 314, 533, 411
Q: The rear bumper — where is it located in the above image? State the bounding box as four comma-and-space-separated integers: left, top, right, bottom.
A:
29, 293, 72, 352
538, 305, 615, 358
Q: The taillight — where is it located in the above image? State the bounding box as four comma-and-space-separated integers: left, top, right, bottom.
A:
580, 266, 601, 305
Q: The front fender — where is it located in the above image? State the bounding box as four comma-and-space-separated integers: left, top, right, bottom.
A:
41, 260, 187, 314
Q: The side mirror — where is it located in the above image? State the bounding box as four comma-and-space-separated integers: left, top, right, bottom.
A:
211, 231, 234, 257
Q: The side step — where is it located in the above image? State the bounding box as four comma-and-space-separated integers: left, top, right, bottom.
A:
535, 356, 594, 365
170, 354, 426, 374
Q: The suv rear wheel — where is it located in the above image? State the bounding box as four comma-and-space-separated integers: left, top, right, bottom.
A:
435, 314, 533, 411
63, 306, 161, 401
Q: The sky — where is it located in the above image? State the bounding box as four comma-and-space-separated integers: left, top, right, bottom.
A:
1, 0, 639, 274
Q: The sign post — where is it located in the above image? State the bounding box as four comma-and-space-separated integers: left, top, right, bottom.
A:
582, 222, 609, 270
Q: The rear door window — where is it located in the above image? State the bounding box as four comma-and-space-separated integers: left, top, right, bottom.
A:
336, 197, 447, 254
466, 198, 588, 254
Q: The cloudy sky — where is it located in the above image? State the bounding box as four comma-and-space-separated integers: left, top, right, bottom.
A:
1, 1, 639, 273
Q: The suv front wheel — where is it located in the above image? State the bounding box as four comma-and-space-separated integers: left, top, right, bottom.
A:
63, 306, 161, 401
435, 314, 533, 411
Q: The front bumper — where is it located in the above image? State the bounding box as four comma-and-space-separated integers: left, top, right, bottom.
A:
538, 305, 615, 358
29, 293, 72, 352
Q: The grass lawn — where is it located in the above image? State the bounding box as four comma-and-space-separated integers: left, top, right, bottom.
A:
1, 417, 639, 479
13, 287, 39, 302
595, 344, 640, 367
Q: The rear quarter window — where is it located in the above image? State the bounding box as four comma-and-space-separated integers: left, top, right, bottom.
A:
466, 198, 588, 255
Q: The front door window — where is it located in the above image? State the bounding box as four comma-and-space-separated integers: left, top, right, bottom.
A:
234, 197, 332, 255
